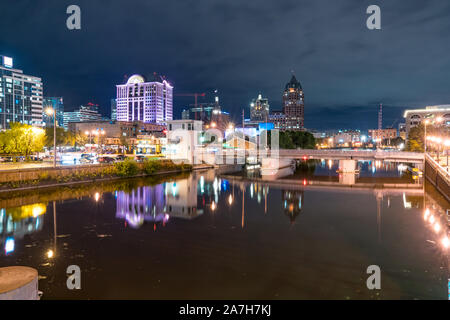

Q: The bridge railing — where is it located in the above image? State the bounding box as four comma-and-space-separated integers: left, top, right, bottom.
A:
277, 149, 424, 160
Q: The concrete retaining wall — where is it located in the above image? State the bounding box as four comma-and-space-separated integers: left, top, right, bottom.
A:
424, 154, 450, 202
0, 164, 114, 183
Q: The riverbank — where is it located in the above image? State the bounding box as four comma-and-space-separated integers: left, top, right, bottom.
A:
0, 160, 213, 193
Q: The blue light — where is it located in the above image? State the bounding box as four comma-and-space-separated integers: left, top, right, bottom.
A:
5, 237, 14, 254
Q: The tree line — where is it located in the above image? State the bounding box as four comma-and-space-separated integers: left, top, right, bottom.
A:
0, 122, 86, 159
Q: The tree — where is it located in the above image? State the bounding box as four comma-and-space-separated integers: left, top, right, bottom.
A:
2, 123, 45, 159
45, 127, 76, 148
383, 136, 404, 147
406, 124, 424, 152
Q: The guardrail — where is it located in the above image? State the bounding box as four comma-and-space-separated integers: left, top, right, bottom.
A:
277, 149, 424, 161
424, 153, 450, 201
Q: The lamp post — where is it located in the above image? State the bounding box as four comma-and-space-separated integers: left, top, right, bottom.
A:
46, 107, 56, 168
445, 139, 450, 172
424, 119, 430, 153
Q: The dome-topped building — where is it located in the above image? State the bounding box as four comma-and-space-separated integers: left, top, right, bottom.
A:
116, 73, 173, 124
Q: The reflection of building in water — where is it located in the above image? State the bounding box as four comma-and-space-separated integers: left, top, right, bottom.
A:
116, 185, 167, 228
0, 203, 46, 255
116, 176, 202, 228
166, 174, 201, 219
282, 190, 304, 223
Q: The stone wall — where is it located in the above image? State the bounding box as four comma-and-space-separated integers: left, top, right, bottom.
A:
0, 164, 114, 183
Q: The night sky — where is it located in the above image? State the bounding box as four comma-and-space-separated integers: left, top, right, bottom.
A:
1, 0, 450, 131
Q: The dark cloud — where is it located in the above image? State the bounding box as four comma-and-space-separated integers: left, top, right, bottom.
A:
1, 0, 450, 130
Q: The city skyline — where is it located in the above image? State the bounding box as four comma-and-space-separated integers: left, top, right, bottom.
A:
1, 1, 450, 130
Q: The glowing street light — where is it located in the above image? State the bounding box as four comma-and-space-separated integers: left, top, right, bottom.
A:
441, 235, 449, 249
46, 107, 57, 168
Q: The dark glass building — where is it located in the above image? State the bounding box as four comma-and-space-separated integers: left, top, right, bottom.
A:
0, 55, 43, 129
43, 97, 64, 127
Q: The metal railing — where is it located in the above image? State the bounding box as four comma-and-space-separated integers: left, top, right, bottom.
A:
425, 153, 450, 179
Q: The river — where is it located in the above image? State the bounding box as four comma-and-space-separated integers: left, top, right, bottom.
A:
0, 159, 449, 299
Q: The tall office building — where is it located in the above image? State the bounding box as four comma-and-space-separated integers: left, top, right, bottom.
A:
282, 74, 304, 130
43, 97, 64, 127
116, 73, 173, 124
250, 93, 269, 122
63, 102, 102, 129
111, 98, 117, 121
0, 55, 43, 129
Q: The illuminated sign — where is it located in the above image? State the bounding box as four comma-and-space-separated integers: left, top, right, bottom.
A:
2, 56, 13, 68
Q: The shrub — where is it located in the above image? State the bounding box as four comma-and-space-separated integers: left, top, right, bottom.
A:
114, 158, 139, 177
38, 172, 50, 181
143, 159, 161, 174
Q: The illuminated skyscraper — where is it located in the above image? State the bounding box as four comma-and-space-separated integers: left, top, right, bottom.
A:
116, 73, 173, 124
0, 55, 43, 129
282, 74, 304, 130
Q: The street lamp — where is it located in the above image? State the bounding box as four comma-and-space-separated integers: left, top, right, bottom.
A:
45, 107, 56, 168
424, 119, 430, 153
444, 139, 450, 171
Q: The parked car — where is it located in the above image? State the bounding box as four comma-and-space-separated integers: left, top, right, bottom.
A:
80, 157, 94, 164
115, 155, 127, 162
135, 155, 147, 162
98, 156, 115, 164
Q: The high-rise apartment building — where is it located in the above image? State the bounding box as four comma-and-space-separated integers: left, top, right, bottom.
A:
282, 74, 304, 130
43, 97, 64, 127
0, 55, 43, 129
116, 73, 173, 124
250, 93, 269, 122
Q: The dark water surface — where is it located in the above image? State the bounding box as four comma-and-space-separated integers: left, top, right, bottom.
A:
0, 161, 449, 300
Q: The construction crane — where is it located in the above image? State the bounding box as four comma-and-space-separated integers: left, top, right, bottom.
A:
174, 93, 206, 120
174, 93, 206, 108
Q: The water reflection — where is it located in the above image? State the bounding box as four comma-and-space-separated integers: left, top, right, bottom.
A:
0, 203, 46, 256
0, 165, 448, 299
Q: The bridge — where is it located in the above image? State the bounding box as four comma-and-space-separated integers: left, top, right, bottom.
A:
275, 149, 424, 163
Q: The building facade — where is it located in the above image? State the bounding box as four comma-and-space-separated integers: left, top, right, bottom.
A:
282, 75, 304, 130
0, 55, 43, 129
111, 98, 117, 121
250, 93, 269, 122
116, 74, 173, 124
63, 103, 102, 129
403, 105, 450, 136
368, 128, 397, 142
68, 120, 166, 143
43, 97, 64, 127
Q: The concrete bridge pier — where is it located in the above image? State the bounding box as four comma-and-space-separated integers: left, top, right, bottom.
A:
338, 160, 357, 185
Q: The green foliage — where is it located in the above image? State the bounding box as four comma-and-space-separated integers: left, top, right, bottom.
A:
143, 159, 193, 175
406, 124, 424, 152
274, 131, 316, 149
0, 122, 45, 158
38, 172, 50, 181
383, 136, 405, 147
45, 127, 75, 147
143, 159, 162, 174
113, 158, 139, 177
